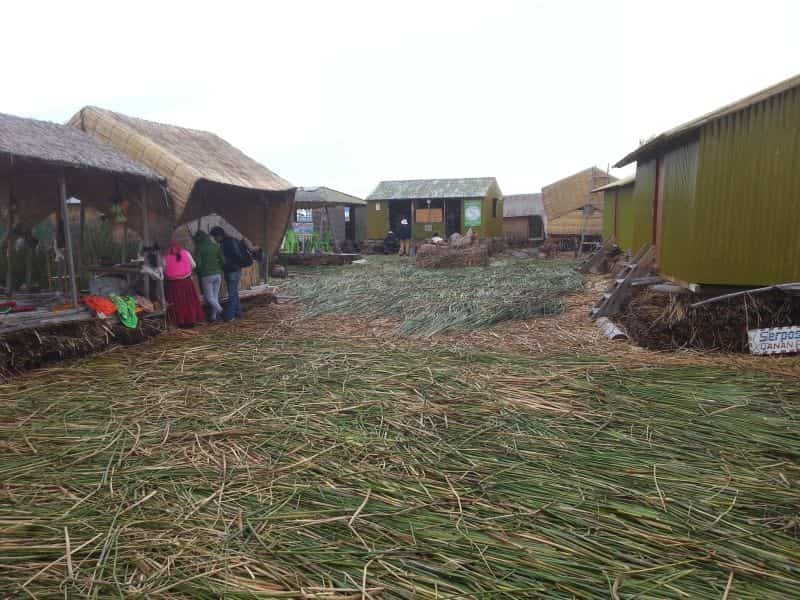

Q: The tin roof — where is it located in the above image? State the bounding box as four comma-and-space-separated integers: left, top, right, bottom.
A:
295, 186, 366, 207
503, 193, 544, 218
367, 177, 498, 201
616, 72, 800, 167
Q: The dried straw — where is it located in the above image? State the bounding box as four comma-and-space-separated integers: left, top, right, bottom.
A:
1, 299, 799, 598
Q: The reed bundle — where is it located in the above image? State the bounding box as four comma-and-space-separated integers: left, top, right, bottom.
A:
281, 258, 583, 336
1, 306, 799, 598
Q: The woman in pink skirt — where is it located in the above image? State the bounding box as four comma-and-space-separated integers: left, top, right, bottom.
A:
164, 240, 204, 326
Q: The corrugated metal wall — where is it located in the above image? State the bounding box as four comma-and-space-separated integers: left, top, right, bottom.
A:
662, 88, 800, 285
616, 185, 635, 253
602, 191, 615, 241
631, 160, 656, 254
659, 141, 699, 279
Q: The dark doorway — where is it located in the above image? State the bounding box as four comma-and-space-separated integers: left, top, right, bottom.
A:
529, 215, 544, 240
388, 200, 411, 235
344, 206, 355, 241
444, 200, 461, 237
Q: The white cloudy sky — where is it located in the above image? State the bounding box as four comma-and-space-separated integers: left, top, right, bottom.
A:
4, 1, 799, 197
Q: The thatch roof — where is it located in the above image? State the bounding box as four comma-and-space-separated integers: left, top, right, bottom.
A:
542, 167, 612, 220
0, 112, 172, 245
0, 112, 161, 180
615, 72, 800, 167
68, 106, 296, 256
368, 177, 498, 201
547, 208, 604, 236
542, 167, 612, 236
295, 186, 366, 208
503, 193, 544, 218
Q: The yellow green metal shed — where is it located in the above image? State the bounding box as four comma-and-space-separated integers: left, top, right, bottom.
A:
365, 177, 504, 241
593, 175, 635, 252
616, 73, 800, 286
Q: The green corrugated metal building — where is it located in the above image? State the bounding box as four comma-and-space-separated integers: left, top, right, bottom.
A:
366, 177, 504, 241
593, 175, 635, 252
616, 73, 800, 287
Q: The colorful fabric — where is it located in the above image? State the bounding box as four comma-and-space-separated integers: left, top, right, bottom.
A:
83, 295, 118, 317
111, 295, 139, 329
164, 242, 194, 280
165, 277, 204, 325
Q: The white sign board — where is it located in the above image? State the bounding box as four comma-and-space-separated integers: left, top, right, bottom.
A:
748, 326, 800, 355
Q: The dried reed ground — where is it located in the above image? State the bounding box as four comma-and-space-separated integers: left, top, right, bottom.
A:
1, 258, 800, 598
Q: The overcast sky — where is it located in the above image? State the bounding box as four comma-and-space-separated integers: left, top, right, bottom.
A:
4, 1, 799, 197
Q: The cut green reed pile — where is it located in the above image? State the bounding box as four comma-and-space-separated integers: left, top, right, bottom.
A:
1, 311, 799, 598
280, 257, 583, 336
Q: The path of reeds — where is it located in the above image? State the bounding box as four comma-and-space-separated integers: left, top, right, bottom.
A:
1, 305, 799, 598
279, 257, 583, 336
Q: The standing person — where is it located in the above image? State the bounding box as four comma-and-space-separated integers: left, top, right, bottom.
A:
397, 218, 412, 256
164, 239, 204, 326
193, 230, 225, 322
210, 226, 247, 321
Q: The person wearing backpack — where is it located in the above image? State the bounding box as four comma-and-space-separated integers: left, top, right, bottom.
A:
209, 226, 250, 321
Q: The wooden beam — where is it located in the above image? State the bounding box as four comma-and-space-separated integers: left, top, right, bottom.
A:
4, 177, 14, 296
58, 170, 79, 307
77, 198, 86, 282
140, 186, 151, 298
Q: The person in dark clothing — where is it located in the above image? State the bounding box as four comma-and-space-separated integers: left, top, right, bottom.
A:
397, 218, 412, 255
383, 230, 399, 255
210, 226, 243, 321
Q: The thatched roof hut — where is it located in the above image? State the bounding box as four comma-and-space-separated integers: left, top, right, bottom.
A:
0, 112, 167, 239
68, 106, 296, 256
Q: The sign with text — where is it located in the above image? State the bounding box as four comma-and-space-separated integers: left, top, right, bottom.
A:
748, 326, 800, 355
464, 199, 482, 227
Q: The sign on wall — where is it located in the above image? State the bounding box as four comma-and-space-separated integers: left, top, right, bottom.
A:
464, 199, 482, 227
748, 326, 800, 355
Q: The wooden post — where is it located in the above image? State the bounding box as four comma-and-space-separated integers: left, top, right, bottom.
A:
263, 195, 270, 284
140, 187, 151, 298
5, 178, 14, 296
77, 199, 85, 283
121, 220, 128, 264
24, 231, 33, 290
58, 170, 79, 307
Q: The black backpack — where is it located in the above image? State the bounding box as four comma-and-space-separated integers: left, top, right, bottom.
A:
236, 238, 254, 268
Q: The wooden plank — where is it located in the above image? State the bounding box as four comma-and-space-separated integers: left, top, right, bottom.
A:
594, 246, 655, 318
58, 170, 79, 307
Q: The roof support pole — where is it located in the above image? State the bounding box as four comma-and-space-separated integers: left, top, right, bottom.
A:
121, 219, 128, 264
77, 198, 86, 285
263, 194, 270, 284
58, 169, 79, 307
140, 186, 151, 298
4, 177, 14, 296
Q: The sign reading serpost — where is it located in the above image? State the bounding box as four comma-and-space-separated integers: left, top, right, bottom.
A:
748, 326, 800, 355
463, 199, 482, 227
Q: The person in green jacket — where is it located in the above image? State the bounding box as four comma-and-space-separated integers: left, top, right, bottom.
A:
193, 230, 225, 321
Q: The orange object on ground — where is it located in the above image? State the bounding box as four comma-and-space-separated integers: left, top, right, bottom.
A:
82, 295, 118, 316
